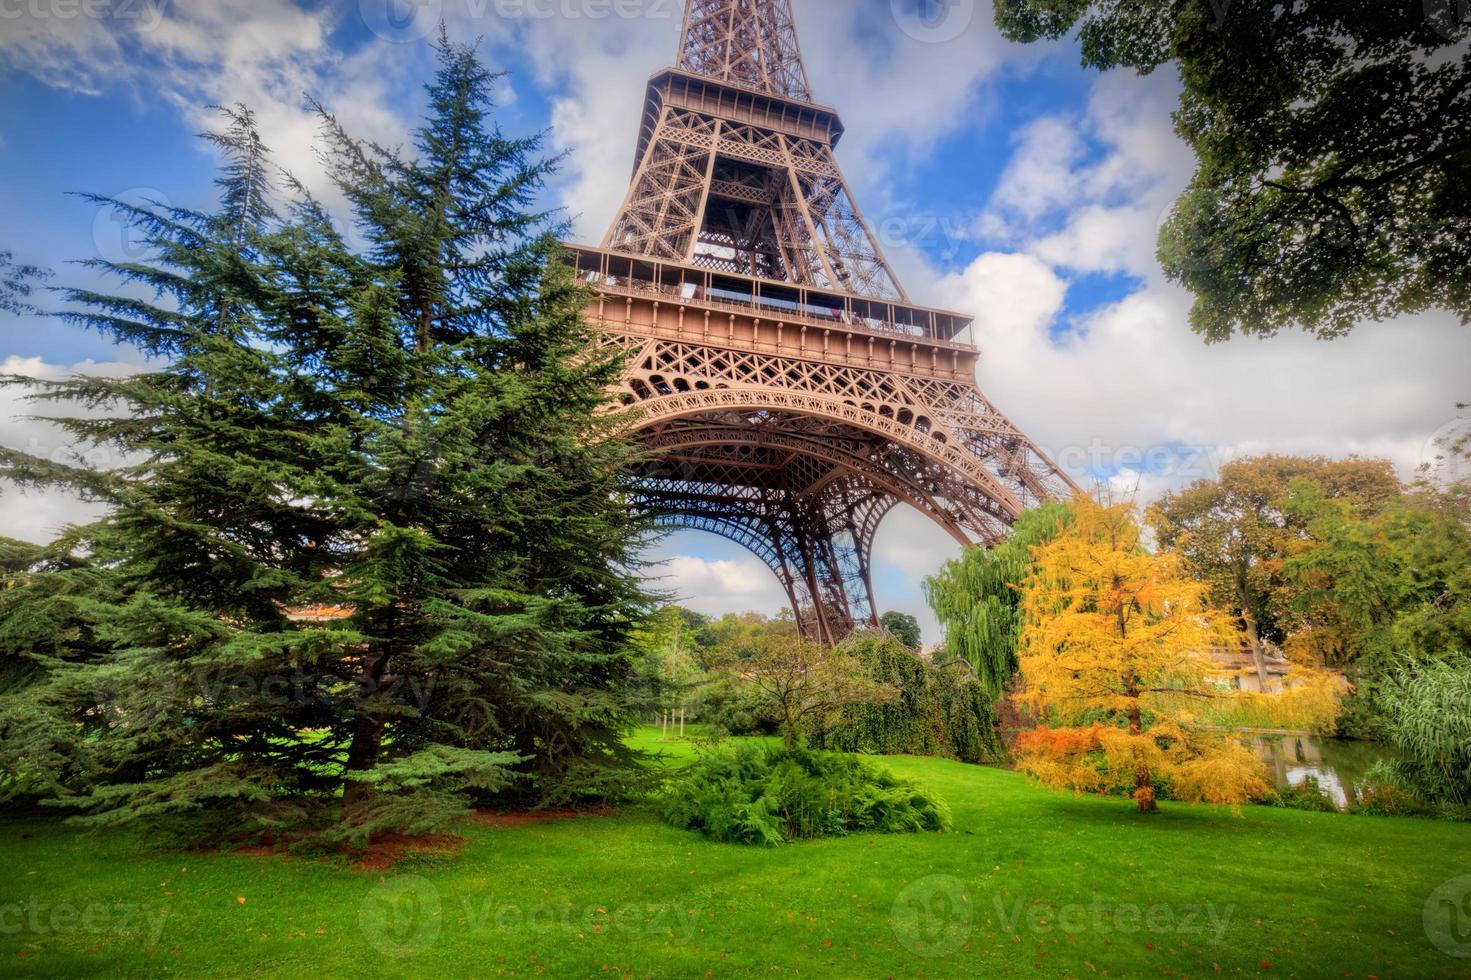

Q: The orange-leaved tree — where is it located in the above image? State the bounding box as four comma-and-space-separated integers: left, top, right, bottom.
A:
1014, 496, 1338, 813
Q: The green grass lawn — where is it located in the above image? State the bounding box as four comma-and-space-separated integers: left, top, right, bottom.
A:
3, 729, 1470, 977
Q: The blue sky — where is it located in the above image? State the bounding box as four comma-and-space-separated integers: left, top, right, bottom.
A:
2, 0, 1468, 643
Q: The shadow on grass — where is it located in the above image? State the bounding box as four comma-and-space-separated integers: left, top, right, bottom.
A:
1031, 794, 1270, 836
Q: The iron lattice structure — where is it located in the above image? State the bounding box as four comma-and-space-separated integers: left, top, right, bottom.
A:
565, 0, 1076, 644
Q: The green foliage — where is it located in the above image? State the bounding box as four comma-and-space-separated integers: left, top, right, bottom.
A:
811, 631, 1002, 764
0, 40, 652, 844
631, 605, 708, 721
1149, 456, 1401, 650
878, 610, 921, 649
732, 626, 897, 746
0, 250, 49, 315
924, 501, 1070, 697
1344, 773, 1425, 818
6, 735, 1471, 974
659, 743, 950, 845
994, 0, 1470, 341
1372, 659, 1471, 808
699, 676, 778, 737
1280, 478, 1471, 735
1264, 776, 1339, 814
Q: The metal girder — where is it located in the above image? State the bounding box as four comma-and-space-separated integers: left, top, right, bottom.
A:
677, 0, 812, 101
577, 0, 1078, 644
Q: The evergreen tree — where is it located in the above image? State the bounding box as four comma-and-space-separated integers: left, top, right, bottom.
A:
0, 38, 651, 845
0, 250, 49, 314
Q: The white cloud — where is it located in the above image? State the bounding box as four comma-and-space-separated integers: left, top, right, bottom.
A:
639, 539, 791, 619
977, 69, 1191, 280
930, 64, 1471, 510
0, 355, 140, 543
986, 116, 1088, 224
870, 506, 962, 646
0, 0, 424, 215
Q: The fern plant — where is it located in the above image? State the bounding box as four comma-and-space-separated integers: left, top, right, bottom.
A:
659, 744, 950, 845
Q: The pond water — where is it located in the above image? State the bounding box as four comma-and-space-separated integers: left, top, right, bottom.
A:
1252, 734, 1397, 809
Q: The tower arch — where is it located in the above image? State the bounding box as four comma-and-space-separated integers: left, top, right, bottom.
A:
566, 0, 1076, 642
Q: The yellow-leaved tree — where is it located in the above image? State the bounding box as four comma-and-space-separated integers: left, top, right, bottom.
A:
1014, 496, 1340, 813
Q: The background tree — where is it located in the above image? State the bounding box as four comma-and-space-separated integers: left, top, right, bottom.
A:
0, 535, 120, 806
1015, 497, 1338, 813
994, 0, 1470, 341
730, 626, 896, 747
0, 39, 651, 845
0, 250, 49, 314
811, 630, 1001, 763
878, 610, 921, 650
1372, 658, 1471, 808
1148, 456, 1400, 687
633, 605, 709, 738
924, 501, 1070, 697
1280, 476, 1471, 735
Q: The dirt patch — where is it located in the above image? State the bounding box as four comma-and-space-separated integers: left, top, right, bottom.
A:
221, 832, 466, 872
472, 805, 618, 829
354, 833, 465, 872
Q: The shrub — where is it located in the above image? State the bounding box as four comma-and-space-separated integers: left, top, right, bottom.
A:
1265, 776, 1340, 813
810, 632, 1002, 763
1346, 772, 1424, 817
699, 678, 777, 737
1373, 659, 1471, 807
659, 744, 950, 845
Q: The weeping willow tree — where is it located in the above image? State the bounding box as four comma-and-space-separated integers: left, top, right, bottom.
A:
1374, 659, 1471, 808
809, 631, 1002, 763
923, 502, 1071, 697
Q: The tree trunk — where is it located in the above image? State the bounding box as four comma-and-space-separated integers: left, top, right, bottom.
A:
679, 707, 685, 739
1236, 571, 1270, 689
342, 652, 390, 814
1128, 702, 1157, 814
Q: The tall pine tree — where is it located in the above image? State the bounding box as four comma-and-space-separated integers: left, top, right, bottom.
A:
0, 37, 652, 846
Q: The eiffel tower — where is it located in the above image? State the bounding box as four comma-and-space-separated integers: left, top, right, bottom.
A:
564, 0, 1076, 645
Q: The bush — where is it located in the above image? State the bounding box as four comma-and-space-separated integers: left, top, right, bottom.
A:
1373, 659, 1471, 807
810, 632, 1002, 763
699, 677, 779, 737
1346, 772, 1424, 817
1265, 776, 1340, 813
659, 744, 950, 845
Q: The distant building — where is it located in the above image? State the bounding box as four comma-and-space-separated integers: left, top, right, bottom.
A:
1207, 641, 1294, 693
285, 605, 353, 623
